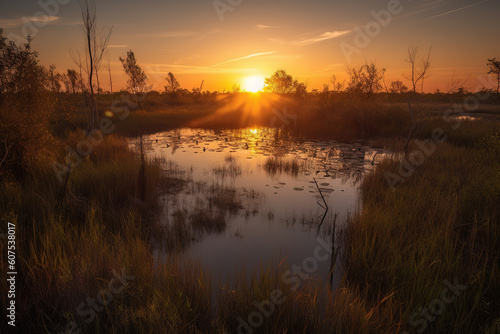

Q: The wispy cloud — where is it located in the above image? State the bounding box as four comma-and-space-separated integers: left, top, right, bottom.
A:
141, 52, 276, 77
174, 55, 202, 65
425, 0, 489, 19
0, 15, 60, 28
391, 0, 446, 22
278, 30, 352, 46
212, 52, 275, 67
28, 16, 60, 23
256, 24, 279, 30
315, 64, 345, 73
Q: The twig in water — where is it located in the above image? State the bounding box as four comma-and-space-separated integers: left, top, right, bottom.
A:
314, 177, 329, 233
313, 178, 328, 211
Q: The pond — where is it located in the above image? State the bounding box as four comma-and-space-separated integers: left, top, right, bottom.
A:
130, 128, 391, 290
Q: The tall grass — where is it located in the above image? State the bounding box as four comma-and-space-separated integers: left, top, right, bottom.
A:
344, 120, 500, 332
1, 103, 498, 333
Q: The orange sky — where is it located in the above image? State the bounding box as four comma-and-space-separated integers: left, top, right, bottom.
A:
1, 0, 499, 93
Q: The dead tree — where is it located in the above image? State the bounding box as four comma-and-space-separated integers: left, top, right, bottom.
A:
79, 0, 112, 130
403, 46, 432, 155
107, 53, 113, 94
404, 46, 432, 94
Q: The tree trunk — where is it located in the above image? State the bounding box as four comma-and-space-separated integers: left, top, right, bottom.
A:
497, 81, 499, 104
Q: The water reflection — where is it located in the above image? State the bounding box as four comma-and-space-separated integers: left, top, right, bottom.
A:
131, 128, 391, 287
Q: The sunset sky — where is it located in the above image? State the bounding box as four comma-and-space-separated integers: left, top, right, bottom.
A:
1, 0, 499, 92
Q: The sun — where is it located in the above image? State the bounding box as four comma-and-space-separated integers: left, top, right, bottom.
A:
242, 76, 265, 93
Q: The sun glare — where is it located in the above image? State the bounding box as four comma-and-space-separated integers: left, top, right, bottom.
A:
242, 76, 265, 93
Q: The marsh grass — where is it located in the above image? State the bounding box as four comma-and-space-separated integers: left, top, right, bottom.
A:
154, 178, 262, 253
344, 120, 500, 333
212, 155, 242, 179
1, 99, 499, 333
263, 156, 303, 177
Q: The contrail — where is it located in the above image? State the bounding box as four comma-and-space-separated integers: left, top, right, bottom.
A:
426, 0, 489, 19
211, 52, 275, 67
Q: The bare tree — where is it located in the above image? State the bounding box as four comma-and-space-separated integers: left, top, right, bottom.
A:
80, 0, 98, 130
404, 46, 432, 94
346, 62, 385, 99
93, 27, 112, 93
107, 53, 113, 94
401, 47, 431, 155
69, 50, 85, 93
79, 0, 112, 130
487, 58, 500, 104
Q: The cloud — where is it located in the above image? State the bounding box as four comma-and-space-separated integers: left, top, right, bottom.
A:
425, 0, 489, 19
276, 30, 352, 46
0, 15, 60, 28
256, 24, 279, 30
141, 52, 277, 77
28, 15, 60, 23
211, 52, 275, 67
315, 64, 345, 73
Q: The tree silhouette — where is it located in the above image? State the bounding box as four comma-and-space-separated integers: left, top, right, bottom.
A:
404, 46, 431, 93
263, 70, 300, 94
120, 50, 148, 107
346, 62, 386, 98
0, 30, 55, 179
164, 72, 180, 93
487, 58, 500, 104
107, 54, 113, 94
47, 65, 62, 93
79, 0, 112, 130
389, 80, 408, 94
67, 69, 79, 94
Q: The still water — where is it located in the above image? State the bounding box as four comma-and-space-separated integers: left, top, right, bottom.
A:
130, 128, 390, 288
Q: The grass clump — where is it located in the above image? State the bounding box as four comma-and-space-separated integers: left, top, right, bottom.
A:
344, 120, 500, 333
